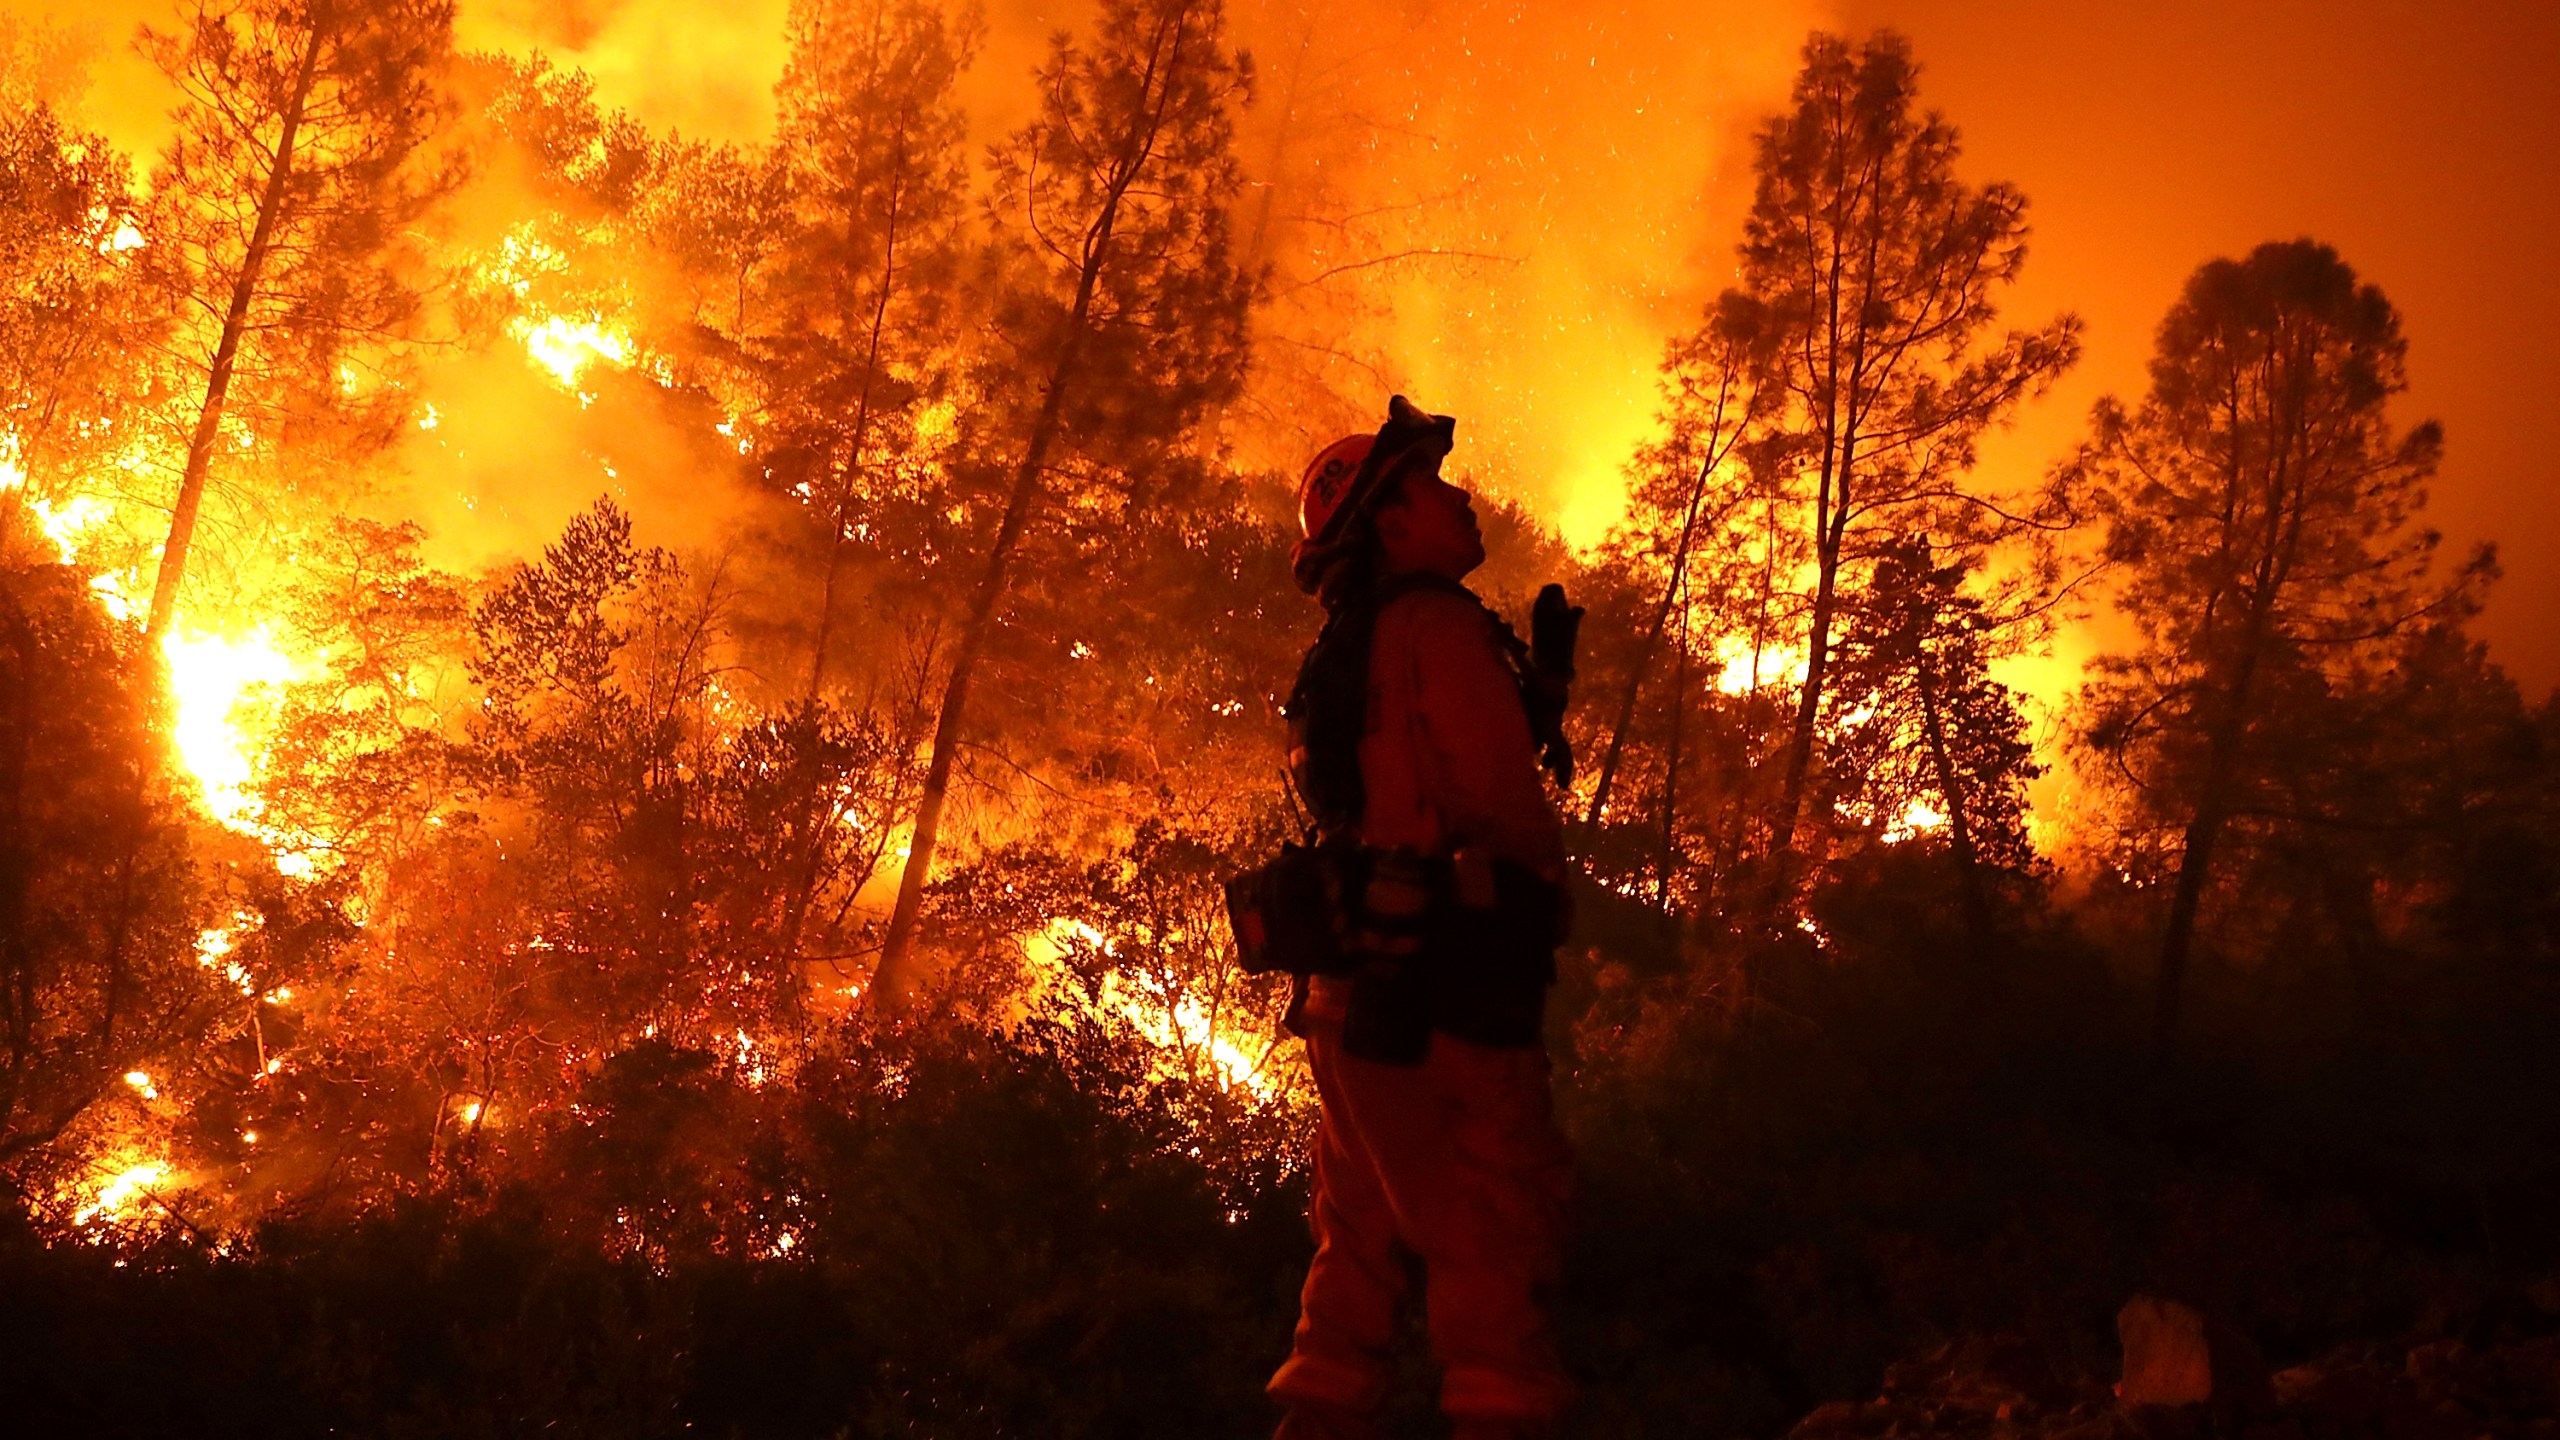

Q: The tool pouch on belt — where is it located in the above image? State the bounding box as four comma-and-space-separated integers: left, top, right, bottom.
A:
1224, 837, 1368, 978
1342, 848, 1566, 1064
1225, 840, 1567, 1064
1338, 849, 1441, 1064
1427, 849, 1567, 1051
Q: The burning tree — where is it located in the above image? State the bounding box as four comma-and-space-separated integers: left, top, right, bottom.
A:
1575, 292, 1790, 933
138, 0, 458, 642
0, 98, 161, 557
748, 0, 982, 705
1825, 538, 2042, 952
1569, 33, 2073, 953
1726, 32, 2080, 916
873, 0, 1255, 1013
0, 561, 213, 1188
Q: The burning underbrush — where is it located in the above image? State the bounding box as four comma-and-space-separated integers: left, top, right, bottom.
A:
1, 500, 1313, 1251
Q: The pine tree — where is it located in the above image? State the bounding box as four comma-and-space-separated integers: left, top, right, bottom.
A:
2073, 239, 2491, 1056
0, 101, 160, 552
1828, 538, 2041, 950
137, 0, 457, 641
869, 0, 1253, 1014
0, 561, 211, 1170
758, 0, 980, 704
1585, 292, 1780, 832
1734, 32, 2079, 914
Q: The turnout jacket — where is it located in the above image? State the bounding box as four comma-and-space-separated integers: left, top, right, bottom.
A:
1353, 585, 1565, 879
1297, 580, 1565, 1035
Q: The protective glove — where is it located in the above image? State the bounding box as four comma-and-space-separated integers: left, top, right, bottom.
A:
1527, 583, 1583, 789
1530, 583, 1583, 686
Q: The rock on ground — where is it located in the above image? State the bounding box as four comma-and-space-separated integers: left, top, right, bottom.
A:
1786, 1298, 2560, 1440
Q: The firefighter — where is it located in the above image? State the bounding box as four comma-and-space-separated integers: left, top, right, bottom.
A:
1268, 397, 1581, 1440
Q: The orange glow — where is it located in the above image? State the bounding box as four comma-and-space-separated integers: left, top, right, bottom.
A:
0, 0, 2539, 1270
72, 1157, 175, 1228
1710, 636, 1810, 698
160, 628, 308, 835
1883, 799, 1950, 844
514, 314, 634, 393
1022, 918, 1286, 1102
29, 493, 112, 558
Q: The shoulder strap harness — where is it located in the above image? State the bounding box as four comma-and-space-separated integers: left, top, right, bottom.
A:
1282, 575, 1570, 841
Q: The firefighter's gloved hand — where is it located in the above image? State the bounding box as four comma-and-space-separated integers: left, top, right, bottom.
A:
1529, 583, 1583, 790
1531, 583, 1582, 687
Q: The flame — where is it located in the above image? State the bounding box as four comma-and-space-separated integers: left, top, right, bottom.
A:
1023, 918, 1281, 1100
1710, 636, 1810, 697
88, 573, 138, 622
514, 314, 633, 391
910, 397, 959, 449
196, 921, 259, 995
732, 1028, 770, 1088
162, 628, 306, 830
1106, 982, 1281, 1100
73, 1158, 174, 1227
1883, 798, 1949, 844
29, 494, 113, 560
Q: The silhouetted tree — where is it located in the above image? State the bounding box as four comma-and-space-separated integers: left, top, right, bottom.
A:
254, 516, 467, 872
0, 561, 211, 1172
2072, 239, 2492, 1056
1736, 31, 2079, 913
1828, 538, 2040, 952
1586, 292, 1781, 832
755, 0, 981, 704
873, 0, 1253, 1012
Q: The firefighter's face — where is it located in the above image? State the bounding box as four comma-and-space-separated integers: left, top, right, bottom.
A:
1375, 461, 1485, 579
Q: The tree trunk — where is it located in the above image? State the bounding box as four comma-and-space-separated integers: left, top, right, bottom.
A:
869, 3, 1196, 1015
803, 162, 905, 708
1655, 575, 1693, 939
866, 366, 1075, 1014
2154, 643, 2264, 1060
2154, 799, 2225, 1061
1912, 642, 1997, 955
1760, 507, 1843, 914
867, 190, 1132, 1016
1587, 446, 1727, 827
144, 18, 324, 644
1762, 288, 1859, 919
0, 583, 35, 1134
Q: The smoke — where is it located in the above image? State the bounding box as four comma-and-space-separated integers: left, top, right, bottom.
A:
1, 0, 179, 159
460, 0, 794, 142
1217, 0, 1823, 542
9, 0, 1829, 569
447, 0, 1828, 544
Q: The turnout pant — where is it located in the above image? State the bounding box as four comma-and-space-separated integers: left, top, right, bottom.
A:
1268, 1020, 1574, 1423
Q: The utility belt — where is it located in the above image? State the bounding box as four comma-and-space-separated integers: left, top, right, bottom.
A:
1224, 839, 1566, 1063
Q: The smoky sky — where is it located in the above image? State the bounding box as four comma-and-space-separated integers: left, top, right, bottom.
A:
12, 0, 2559, 691
1842, 0, 2560, 692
